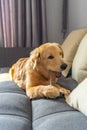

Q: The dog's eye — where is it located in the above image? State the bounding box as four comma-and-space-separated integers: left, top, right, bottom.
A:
48, 55, 54, 59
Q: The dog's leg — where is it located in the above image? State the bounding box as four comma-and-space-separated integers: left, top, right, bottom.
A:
55, 84, 70, 97
26, 85, 61, 99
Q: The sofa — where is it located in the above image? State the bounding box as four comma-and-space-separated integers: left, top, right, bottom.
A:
0, 29, 87, 130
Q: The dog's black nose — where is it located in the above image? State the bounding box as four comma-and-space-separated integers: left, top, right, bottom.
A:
61, 63, 67, 70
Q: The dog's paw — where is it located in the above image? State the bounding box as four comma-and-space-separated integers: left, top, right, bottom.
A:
66, 89, 71, 95
26, 90, 32, 99
64, 89, 71, 96
43, 85, 60, 98
60, 89, 70, 98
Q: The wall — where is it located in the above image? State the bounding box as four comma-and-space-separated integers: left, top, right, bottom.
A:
46, 0, 87, 43
68, 0, 87, 32
46, 0, 63, 43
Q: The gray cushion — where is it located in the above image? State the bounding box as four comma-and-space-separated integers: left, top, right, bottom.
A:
0, 81, 32, 130
57, 75, 78, 91
32, 98, 87, 130
31, 78, 87, 130
0, 68, 87, 130
0, 67, 9, 74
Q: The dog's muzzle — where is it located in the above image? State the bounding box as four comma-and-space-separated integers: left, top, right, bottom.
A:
60, 63, 67, 70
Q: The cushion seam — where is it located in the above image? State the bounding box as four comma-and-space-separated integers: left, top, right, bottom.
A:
32, 110, 76, 122
0, 113, 31, 121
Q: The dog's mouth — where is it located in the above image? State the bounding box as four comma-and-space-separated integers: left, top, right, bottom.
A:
55, 72, 62, 78
49, 70, 62, 78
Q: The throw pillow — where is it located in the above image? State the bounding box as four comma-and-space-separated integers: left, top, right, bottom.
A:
66, 78, 87, 116
62, 29, 87, 77
72, 33, 87, 83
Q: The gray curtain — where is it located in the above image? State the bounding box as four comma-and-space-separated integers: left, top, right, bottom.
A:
62, 0, 68, 38
0, 0, 47, 47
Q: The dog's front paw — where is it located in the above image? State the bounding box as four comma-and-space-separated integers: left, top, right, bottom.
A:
43, 85, 60, 98
64, 89, 71, 96
66, 89, 71, 95
26, 90, 33, 99
60, 89, 71, 98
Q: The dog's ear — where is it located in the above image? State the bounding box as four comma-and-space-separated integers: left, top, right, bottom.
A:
57, 44, 64, 58
30, 48, 40, 69
53, 43, 64, 58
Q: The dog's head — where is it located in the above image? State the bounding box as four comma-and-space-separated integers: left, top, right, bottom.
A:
30, 43, 67, 77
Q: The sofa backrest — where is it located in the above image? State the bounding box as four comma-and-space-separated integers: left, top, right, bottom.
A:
0, 48, 33, 67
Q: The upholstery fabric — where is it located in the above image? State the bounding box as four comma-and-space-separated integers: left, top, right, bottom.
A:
0, 74, 87, 130
0, 67, 87, 130
32, 98, 87, 130
0, 48, 31, 67
0, 81, 32, 130
0, 67, 9, 73
72, 33, 87, 83
57, 75, 78, 91
62, 29, 87, 77
66, 78, 87, 116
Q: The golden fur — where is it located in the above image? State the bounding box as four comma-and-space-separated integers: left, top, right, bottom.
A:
9, 43, 70, 99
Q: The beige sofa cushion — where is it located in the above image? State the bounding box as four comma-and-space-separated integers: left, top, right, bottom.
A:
62, 29, 87, 77
72, 33, 87, 83
66, 78, 87, 116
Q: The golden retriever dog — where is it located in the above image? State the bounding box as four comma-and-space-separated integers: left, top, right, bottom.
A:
9, 43, 70, 99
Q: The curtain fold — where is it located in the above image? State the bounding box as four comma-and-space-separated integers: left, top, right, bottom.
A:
0, 0, 68, 47
62, 0, 68, 38
0, 0, 47, 48
0, 1, 4, 47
